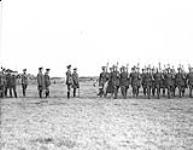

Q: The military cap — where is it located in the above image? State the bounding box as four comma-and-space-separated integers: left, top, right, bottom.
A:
23, 68, 27, 71
39, 67, 43, 70
67, 65, 71, 69
177, 67, 181, 70
46, 68, 50, 71
101, 66, 106, 70
73, 68, 77, 70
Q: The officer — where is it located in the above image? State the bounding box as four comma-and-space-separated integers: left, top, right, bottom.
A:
98, 66, 107, 97
66, 65, 72, 99
72, 68, 80, 97
44, 68, 51, 98
21, 69, 28, 97
146, 67, 153, 99
110, 65, 120, 99
141, 68, 147, 96
10, 71, 18, 98
119, 66, 129, 99
37, 67, 44, 98
175, 67, 186, 98
153, 68, 163, 99
187, 67, 193, 98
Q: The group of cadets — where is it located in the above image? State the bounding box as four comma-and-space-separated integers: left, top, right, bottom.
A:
99, 63, 193, 99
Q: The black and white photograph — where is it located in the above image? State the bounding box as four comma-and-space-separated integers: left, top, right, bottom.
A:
0, 0, 193, 149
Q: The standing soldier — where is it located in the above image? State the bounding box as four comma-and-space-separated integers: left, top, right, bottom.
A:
110, 65, 120, 99
119, 66, 129, 99
175, 67, 186, 98
72, 68, 80, 97
21, 69, 28, 97
0, 70, 3, 98
141, 68, 147, 96
10, 71, 18, 98
98, 66, 107, 97
130, 66, 141, 98
164, 68, 173, 99
153, 68, 163, 99
187, 67, 193, 98
146, 68, 153, 99
66, 65, 72, 99
5, 69, 12, 97
44, 68, 51, 98
37, 67, 44, 98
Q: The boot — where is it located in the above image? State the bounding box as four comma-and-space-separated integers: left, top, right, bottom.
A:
67, 92, 70, 99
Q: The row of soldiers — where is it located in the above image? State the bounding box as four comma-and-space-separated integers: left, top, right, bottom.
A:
99, 64, 193, 99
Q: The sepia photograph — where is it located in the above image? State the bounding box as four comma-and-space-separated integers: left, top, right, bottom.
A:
0, 0, 193, 149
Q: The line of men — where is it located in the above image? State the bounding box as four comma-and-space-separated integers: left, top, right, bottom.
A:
0, 66, 80, 99
0, 68, 28, 98
99, 64, 193, 99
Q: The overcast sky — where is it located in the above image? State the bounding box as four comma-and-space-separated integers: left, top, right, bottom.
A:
0, 0, 193, 76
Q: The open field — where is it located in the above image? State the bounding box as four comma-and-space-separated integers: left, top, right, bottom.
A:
1, 81, 193, 150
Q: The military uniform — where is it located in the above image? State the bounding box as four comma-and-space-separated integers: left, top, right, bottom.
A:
44, 69, 51, 98
72, 68, 79, 97
153, 71, 163, 99
130, 68, 141, 97
187, 69, 193, 98
21, 69, 28, 97
10, 73, 18, 98
37, 67, 44, 98
98, 67, 107, 97
141, 69, 147, 96
5, 71, 12, 97
119, 67, 129, 99
175, 69, 186, 98
164, 70, 173, 98
0, 71, 4, 98
146, 70, 153, 99
110, 67, 120, 99
66, 65, 72, 99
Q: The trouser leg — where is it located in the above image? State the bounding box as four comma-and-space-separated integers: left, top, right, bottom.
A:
147, 86, 151, 99
73, 88, 76, 97
178, 86, 182, 98
67, 85, 71, 99
189, 86, 192, 98
12, 86, 17, 98
9, 87, 12, 98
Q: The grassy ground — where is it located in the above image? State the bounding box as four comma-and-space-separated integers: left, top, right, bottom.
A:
1, 82, 193, 150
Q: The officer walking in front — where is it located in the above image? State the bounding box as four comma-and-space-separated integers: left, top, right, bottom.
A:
72, 68, 80, 97
119, 66, 129, 99
10, 71, 18, 98
37, 67, 44, 98
21, 69, 28, 97
66, 65, 72, 99
44, 68, 51, 98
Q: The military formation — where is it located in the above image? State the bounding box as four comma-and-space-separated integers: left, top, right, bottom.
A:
99, 63, 193, 99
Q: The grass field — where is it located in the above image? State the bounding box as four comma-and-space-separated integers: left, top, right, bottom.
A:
1, 81, 193, 150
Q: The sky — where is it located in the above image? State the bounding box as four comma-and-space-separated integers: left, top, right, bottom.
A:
0, 0, 193, 77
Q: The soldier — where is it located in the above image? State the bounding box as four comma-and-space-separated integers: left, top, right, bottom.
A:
164, 68, 173, 99
37, 67, 44, 98
151, 68, 156, 97
10, 71, 18, 98
146, 68, 153, 99
171, 68, 176, 97
0, 70, 3, 98
119, 66, 129, 99
21, 69, 28, 97
44, 68, 51, 98
130, 66, 141, 98
141, 68, 147, 96
187, 67, 193, 98
110, 65, 120, 99
66, 65, 72, 99
153, 68, 163, 99
5, 69, 12, 98
98, 66, 107, 97
175, 67, 186, 98
72, 68, 80, 97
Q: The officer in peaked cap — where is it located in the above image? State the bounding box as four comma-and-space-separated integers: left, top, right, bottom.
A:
44, 68, 51, 98
66, 65, 72, 98
21, 68, 28, 97
37, 67, 44, 98
72, 67, 80, 97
